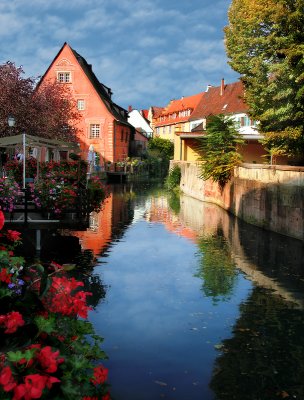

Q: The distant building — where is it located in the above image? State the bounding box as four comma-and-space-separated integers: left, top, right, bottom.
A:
128, 107, 153, 138
38, 42, 134, 166
153, 93, 204, 142
174, 79, 265, 163
147, 106, 164, 134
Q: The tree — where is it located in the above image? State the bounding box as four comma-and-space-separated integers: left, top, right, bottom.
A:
198, 114, 244, 186
147, 136, 174, 160
224, 0, 304, 158
0, 62, 80, 141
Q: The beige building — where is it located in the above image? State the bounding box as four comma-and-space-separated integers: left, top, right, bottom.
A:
153, 92, 204, 142
174, 80, 266, 163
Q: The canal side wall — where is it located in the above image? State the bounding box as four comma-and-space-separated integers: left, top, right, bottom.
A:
171, 161, 304, 241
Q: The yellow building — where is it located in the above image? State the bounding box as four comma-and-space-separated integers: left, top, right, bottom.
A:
174, 80, 266, 164
153, 92, 204, 142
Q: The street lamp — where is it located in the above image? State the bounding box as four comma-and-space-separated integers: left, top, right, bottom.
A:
7, 115, 16, 128
7, 115, 26, 189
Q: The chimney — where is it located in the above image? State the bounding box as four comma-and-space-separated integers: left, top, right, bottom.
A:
128, 105, 132, 112
206, 84, 212, 92
220, 78, 225, 96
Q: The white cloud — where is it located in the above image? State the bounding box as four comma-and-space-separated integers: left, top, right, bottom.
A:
0, 0, 239, 110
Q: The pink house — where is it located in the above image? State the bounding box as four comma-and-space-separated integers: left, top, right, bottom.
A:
38, 42, 134, 166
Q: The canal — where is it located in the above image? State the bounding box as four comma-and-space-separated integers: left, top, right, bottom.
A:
71, 182, 304, 400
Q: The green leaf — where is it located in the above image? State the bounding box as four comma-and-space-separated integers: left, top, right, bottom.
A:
62, 263, 76, 271
34, 314, 56, 334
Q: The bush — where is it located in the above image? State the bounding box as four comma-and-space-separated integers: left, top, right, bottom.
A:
164, 165, 181, 190
0, 211, 111, 400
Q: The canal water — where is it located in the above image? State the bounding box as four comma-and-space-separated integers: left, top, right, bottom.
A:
73, 182, 304, 400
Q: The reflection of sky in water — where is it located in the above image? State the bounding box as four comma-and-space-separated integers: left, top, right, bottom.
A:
90, 219, 253, 400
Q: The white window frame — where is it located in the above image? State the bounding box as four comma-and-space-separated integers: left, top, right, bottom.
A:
57, 72, 71, 83
77, 99, 85, 110
89, 124, 100, 138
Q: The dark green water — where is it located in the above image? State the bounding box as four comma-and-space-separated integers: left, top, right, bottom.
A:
79, 183, 304, 400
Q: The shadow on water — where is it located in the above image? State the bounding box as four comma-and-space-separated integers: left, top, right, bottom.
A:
210, 287, 304, 400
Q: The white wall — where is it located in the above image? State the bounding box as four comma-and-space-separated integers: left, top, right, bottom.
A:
128, 110, 153, 137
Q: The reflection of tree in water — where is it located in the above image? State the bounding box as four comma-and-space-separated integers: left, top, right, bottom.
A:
210, 287, 304, 400
167, 192, 180, 214
195, 230, 238, 303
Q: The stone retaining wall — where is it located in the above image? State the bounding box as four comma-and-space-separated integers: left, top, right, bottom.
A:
171, 161, 304, 241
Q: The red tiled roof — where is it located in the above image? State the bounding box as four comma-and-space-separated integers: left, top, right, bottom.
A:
151, 106, 164, 119
141, 109, 149, 119
164, 92, 203, 114
189, 80, 248, 121
155, 92, 204, 127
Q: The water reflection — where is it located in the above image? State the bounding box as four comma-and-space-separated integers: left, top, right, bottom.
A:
210, 287, 304, 400
195, 231, 239, 304
45, 183, 304, 400
178, 193, 304, 308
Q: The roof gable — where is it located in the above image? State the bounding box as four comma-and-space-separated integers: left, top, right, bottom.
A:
38, 43, 131, 127
164, 92, 203, 114
190, 80, 248, 121
155, 92, 204, 126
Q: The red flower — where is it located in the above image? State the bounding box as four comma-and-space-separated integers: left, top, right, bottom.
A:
91, 365, 108, 386
50, 261, 63, 271
0, 268, 12, 283
0, 311, 25, 333
0, 210, 4, 231
42, 276, 92, 318
13, 373, 59, 400
36, 346, 64, 373
0, 366, 17, 392
82, 397, 98, 400
6, 230, 21, 242
102, 393, 111, 400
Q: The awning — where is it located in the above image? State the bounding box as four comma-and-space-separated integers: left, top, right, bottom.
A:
0, 133, 79, 150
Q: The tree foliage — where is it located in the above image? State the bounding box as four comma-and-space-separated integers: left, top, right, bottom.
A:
147, 136, 174, 160
0, 62, 80, 141
224, 0, 304, 158
198, 114, 244, 186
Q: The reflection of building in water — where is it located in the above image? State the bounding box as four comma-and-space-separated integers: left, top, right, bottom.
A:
149, 193, 304, 308
146, 195, 198, 242
74, 189, 134, 255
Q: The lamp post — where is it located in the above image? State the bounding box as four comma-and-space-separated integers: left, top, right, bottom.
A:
8, 115, 16, 129
7, 115, 26, 189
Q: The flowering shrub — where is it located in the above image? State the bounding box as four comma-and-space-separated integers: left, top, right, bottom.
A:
0, 210, 111, 399
5, 158, 38, 185
6, 160, 88, 186
2, 161, 107, 216
40, 160, 87, 182
0, 178, 20, 212
29, 178, 78, 214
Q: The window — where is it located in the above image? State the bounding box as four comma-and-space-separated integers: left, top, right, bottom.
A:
121, 130, 124, 141
57, 72, 71, 83
77, 99, 85, 110
89, 124, 100, 138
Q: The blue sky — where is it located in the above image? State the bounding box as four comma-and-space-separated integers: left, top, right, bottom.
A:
0, 0, 240, 110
